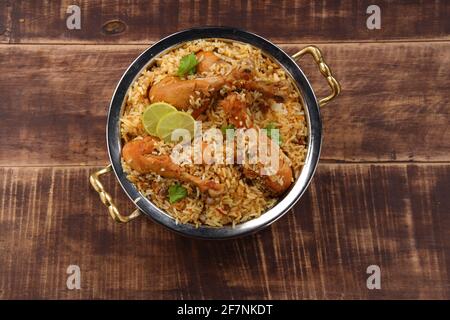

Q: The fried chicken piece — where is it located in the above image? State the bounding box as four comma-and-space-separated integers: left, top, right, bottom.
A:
243, 152, 293, 195
196, 50, 225, 74
242, 80, 288, 102
147, 60, 263, 114
219, 92, 253, 128
122, 136, 224, 197
220, 95, 293, 195
148, 75, 223, 111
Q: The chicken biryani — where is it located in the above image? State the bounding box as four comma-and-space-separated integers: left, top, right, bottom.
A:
120, 39, 308, 227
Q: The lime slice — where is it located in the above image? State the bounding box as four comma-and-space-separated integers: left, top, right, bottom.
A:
142, 102, 178, 135
156, 111, 195, 142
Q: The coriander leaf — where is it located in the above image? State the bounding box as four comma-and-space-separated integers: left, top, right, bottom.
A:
168, 183, 188, 203
265, 122, 277, 131
177, 53, 198, 77
221, 123, 236, 135
264, 122, 282, 145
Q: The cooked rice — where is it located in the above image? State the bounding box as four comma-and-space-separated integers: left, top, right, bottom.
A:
120, 39, 308, 227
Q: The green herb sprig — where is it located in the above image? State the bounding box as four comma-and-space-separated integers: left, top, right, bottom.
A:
264, 122, 282, 145
168, 183, 188, 203
177, 53, 199, 77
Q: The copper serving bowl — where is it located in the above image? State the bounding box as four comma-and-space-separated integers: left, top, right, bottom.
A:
89, 27, 340, 239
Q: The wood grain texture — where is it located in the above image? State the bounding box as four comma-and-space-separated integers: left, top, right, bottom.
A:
0, 0, 12, 42
0, 42, 448, 166
0, 164, 448, 299
1, 0, 449, 301
8, 0, 450, 44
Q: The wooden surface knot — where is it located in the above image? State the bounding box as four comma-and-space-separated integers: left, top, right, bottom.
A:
102, 20, 127, 35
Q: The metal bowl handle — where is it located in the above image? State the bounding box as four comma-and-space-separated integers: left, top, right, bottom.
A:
292, 46, 341, 107
89, 164, 141, 223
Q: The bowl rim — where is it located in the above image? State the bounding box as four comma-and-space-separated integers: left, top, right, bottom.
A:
106, 26, 322, 239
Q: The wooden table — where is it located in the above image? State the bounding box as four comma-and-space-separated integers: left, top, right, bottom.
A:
0, 0, 449, 299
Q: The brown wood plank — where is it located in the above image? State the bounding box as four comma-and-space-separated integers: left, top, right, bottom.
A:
0, 42, 448, 166
0, 164, 448, 299
9, 0, 450, 44
0, 0, 12, 42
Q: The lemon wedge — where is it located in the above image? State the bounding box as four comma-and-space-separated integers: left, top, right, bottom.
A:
156, 111, 195, 142
142, 102, 177, 136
